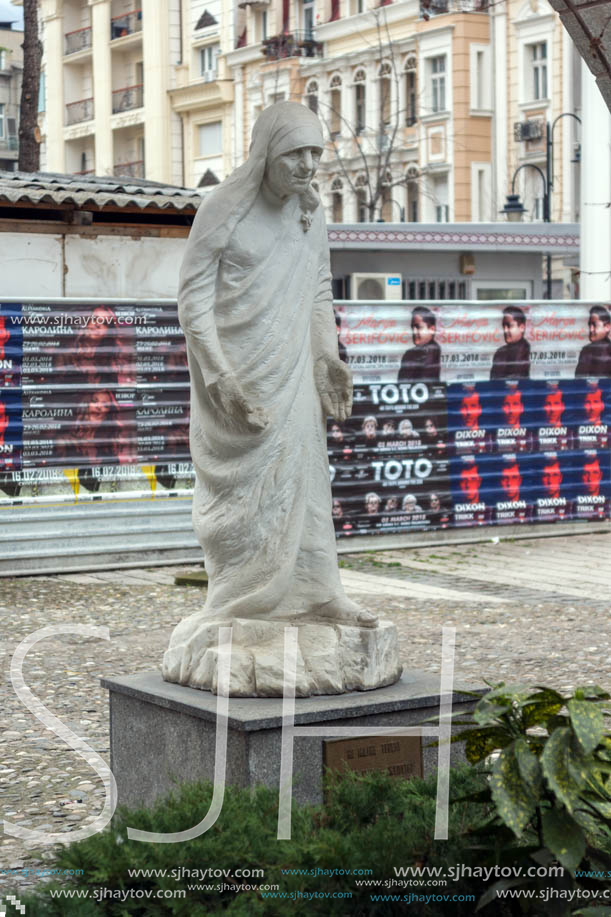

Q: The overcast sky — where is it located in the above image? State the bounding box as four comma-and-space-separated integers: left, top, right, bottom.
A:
0, 1, 23, 29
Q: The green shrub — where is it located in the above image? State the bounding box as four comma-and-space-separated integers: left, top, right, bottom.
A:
450, 682, 611, 914
18, 766, 500, 917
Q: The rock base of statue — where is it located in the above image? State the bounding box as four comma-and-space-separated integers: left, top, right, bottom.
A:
161, 617, 402, 697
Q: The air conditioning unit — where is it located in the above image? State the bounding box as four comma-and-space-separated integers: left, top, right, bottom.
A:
514, 120, 543, 142
351, 273, 403, 301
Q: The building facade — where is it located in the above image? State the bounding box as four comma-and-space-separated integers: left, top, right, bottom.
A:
37, 0, 582, 247
39, 0, 183, 183
0, 22, 23, 171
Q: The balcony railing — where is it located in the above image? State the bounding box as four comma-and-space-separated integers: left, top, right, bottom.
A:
261, 31, 322, 61
65, 25, 92, 55
110, 9, 143, 41
112, 83, 144, 114
0, 137, 18, 151
113, 159, 144, 179
65, 97, 94, 126
420, 0, 488, 13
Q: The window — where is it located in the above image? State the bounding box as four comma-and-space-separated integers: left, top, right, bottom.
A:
379, 62, 391, 127
407, 180, 418, 221
200, 44, 219, 79
380, 184, 393, 221
303, 0, 314, 37
0, 51, 5, 70
529, 41, 547, 100
306, 80, 318, 114
470, 44, 491, 110
331, 178, 343, 222
405, 68, 417, 126
471, 162, 491, 221
430, 173, 449, 222
354, 69, 366, 133
259, 10, 268, 40
198, 121, 222, 157
430, 55, 446, 113
0, 103, 4, 139
329, 74, 342, 136
356, 176, 368, 222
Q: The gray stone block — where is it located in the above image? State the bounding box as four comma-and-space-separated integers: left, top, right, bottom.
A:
102, 671, 480, 811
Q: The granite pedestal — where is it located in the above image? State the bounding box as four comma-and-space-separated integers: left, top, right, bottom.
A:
102, 671, 479, 810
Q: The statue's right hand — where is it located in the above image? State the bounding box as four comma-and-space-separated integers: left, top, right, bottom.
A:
207, 373, 270, 433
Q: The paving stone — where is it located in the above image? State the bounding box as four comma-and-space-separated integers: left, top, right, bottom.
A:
0, 541, 609, 894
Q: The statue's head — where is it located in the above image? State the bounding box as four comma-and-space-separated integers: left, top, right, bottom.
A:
251, 102, 324, 201
265, 146, 322, 200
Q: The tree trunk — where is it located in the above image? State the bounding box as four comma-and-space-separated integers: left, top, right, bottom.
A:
18, 0, 42, 172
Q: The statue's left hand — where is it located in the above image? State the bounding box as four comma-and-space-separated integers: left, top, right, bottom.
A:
314, 356, 353, 423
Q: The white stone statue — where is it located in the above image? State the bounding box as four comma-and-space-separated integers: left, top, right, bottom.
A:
162, 102, 401, 696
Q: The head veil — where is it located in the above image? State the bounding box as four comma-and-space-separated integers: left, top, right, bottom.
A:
180, 101, 323, 287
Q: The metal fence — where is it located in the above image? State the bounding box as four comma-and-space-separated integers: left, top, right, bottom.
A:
65, 98, 94, 126
110, 9, 143, 40
64, 26, 92, 55
112, 84, 143, 114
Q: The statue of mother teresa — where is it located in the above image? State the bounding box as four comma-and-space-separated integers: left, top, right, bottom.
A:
163, 103, 401, 696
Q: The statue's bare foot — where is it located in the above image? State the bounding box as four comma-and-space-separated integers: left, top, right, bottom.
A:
311, 597, 378, 629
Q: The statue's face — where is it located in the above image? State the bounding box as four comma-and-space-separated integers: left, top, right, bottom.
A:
265, 146, 322, 199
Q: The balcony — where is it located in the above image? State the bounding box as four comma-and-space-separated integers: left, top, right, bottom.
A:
261, 31, 322, 61
420, 0, 488, 13
65, 97, 94, 125
113, 159, 144, 179
112, 83, 143, 114
110, 9, 142, 41
65, 26, 92, 55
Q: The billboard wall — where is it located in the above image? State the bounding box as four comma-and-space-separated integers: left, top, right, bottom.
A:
1, 299, 609, 538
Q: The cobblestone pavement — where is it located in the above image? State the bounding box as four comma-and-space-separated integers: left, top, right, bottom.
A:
0, 532, 609, 893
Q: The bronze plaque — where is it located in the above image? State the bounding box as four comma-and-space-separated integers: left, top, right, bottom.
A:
323, 735, 423, 780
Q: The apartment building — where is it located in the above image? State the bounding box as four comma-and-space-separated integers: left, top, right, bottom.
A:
39, 0, 183, 183
0, 22, 23, 171
38, 0, 580, 239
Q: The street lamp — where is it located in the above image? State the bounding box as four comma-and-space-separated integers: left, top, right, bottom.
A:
501, 112, 581, 299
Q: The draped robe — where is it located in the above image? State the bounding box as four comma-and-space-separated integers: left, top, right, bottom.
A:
177, 160, 346, 624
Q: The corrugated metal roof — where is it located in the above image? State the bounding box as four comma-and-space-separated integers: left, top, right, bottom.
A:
0, 170, 202, 212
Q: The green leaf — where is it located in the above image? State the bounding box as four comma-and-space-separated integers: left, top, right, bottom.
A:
515, 737, 543, 797
575, 909, 611, 916
521, 687, 565, 728
574, 685, 610, 701
541, 807, 586, 871
465, 727, 512, 764
547, 714, 570, 732
568, 699, 605, 755
541, 728, 582, 812
490, 744, 537, 837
